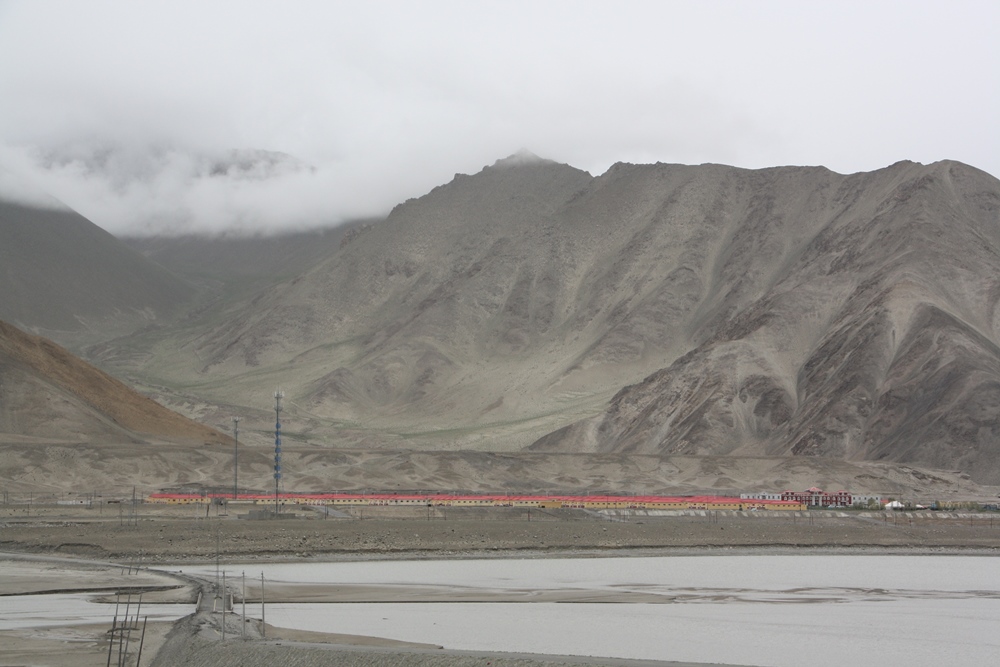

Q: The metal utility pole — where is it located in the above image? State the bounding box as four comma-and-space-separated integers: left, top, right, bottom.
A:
232, 417, 240, 500
273, 390, 283, 516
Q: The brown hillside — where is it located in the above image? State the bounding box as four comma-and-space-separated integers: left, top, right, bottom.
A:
0, 319, 228, 444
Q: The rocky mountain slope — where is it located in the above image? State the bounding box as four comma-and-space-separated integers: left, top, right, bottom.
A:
92, 154, 1000, 484
531, 160, 1000, 483
0, 199, 194, 348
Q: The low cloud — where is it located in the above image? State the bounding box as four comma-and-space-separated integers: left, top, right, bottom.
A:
1, 1, 997, 236
1, 143, 423, 236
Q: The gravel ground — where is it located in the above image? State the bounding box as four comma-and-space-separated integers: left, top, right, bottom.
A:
3, 504, 1000, 563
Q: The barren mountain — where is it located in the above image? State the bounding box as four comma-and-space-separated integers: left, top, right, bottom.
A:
94, 153, 1000, 485
532, 160, 1000, 483
0, 319, 229, 447
0, 199, 193, 348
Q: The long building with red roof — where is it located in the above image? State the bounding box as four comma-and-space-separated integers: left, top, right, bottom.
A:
147, 491, 805, 511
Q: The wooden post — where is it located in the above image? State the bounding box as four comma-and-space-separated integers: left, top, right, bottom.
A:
106, 615, 117, 667
135, 617, 147, 667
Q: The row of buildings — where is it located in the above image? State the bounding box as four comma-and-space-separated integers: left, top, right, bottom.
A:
148, 491, 808, 511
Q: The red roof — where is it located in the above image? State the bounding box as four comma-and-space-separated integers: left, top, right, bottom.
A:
147, 492, 806, 506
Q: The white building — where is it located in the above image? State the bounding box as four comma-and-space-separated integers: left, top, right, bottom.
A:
740, 492, 782, 501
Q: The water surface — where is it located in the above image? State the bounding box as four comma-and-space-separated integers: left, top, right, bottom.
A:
183, 554, 1000, 667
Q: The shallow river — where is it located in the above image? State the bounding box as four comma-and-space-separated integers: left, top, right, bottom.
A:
0, 593, 190, 630
183, 554, 1000, 667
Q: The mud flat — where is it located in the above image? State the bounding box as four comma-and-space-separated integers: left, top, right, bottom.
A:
0, 556, 192, 667
0, 553, 748, 667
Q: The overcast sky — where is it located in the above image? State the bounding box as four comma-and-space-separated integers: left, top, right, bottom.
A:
0, 0, 997, 236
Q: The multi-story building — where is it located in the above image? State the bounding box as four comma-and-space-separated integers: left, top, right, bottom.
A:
780, 488, 853, 507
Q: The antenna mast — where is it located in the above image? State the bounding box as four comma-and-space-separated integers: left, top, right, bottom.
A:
232, 416, 240, 500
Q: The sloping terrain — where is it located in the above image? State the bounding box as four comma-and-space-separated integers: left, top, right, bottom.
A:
0, 319, 229, 448
88, 154, 1000, 484
0, 199, 194, 348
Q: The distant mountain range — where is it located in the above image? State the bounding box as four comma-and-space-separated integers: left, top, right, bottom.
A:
0, 199, 193, 347
3, 152, 1000, 490
123, 222, 368, 296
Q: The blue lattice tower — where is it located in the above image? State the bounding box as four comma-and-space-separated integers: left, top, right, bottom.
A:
232, 416, 240, 500
273, 389, 284, 515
